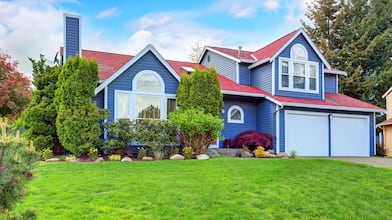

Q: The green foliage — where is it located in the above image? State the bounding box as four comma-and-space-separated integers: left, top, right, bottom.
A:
41, 148, 53, 160
176, 67, 223, 117
137, 147, 147, 159
303, 0, 392, 107
0, 118, 39, 218
135, 120, 179, 160
0, 51, 32, 120
103, 119, 135, 154
289, 150, 297, 159
21, 58, 61, 151
55, 56, 106, 156
169, 108, 223, 154
88, 148, 99, 160
183, 146, 193, 159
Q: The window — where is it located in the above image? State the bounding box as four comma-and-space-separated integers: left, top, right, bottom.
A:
278, 44, 319, 93
116, 91, 131, 119
227, 105, 244, 124
167, 98, 176, 114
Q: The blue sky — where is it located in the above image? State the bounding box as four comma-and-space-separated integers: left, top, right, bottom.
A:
0, 0, 311, 78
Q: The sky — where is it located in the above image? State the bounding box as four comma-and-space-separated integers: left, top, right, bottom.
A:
0, 0, 312, 79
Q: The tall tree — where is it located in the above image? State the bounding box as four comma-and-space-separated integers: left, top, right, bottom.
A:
188, 42, 203, 63
0, 51, 31, 120
55, 56, 102, 155
20, 58, 62, 152
176, 67, 223, 117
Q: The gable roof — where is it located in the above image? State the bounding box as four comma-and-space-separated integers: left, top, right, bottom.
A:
199, 28, 334, 71
93, 44, 180, 95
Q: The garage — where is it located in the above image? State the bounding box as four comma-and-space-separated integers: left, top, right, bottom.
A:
285, 111, 370, 157
285, 111, 329, 156
331, 114, 369, 156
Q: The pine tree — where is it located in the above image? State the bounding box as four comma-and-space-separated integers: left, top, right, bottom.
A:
55, 56, 102, 155
20, 58, 62, 152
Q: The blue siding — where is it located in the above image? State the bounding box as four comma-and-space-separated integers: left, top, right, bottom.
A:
64, 16, 80, 59
107, 51, 179, 121
274, 34, 323, 99
324, 73, 337, 93
239, 64, 250, 85
279, 107, 375, 156
221, 99, 257, 143
93, 90, 104, 108
201, 51, 237, 82
251, 63, 272, 93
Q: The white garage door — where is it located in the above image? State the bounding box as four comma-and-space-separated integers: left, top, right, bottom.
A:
285, 111, 329, 156
331, 114, 369, 156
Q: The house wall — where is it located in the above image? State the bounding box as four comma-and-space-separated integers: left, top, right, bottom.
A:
324, 73, 337, 93
221, 97, 257, 143
274, 34, 323, 100
384, 126, 392, 156
239, 64, 250, 85
387, 94, 392, 119
251, 63, 272, 93
106, 51, 179, 121
278, 107, 375, 155
93, 90, 104, 108
201, 50, 237, 82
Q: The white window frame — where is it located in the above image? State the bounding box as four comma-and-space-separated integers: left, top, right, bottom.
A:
227, 105, 244, 124
114, 90, 132, 120
278, 58, 319, 94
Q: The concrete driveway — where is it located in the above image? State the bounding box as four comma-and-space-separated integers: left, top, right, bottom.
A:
330, 157, 392, 169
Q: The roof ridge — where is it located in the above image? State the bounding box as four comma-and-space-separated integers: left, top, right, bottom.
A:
253, 28, 301, 54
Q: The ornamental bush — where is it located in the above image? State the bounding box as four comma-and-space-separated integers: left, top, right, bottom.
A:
103, 119, 135, 154
169, 108, 223, 154
232, 130, 275, 151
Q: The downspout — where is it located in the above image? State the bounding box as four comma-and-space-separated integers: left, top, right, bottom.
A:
274, 104, 284, 154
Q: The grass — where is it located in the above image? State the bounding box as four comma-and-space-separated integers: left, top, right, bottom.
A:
11, 157, 392, 219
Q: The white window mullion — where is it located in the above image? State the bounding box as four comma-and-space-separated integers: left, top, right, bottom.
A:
289, 61, 293, 90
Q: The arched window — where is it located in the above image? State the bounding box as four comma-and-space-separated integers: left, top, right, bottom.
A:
290, 44, 307, 60
228, 105, 244, 124
135, 72, 162, 93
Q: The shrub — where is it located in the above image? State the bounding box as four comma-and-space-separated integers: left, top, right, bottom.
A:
88, 148, 99, 160
376, 144, 386, 156
103, 119, 135, 154
169, 108, 223, 155
289, 150, 297, 159
183, 146, 194, 159
137, 147, 147, 159
109, 154, 121, 161
253, 146, 267, 158
233, 130, 275, 151
41, 147, 53, 160
65, 155, 76, 162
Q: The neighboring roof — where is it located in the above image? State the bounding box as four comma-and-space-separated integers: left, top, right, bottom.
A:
274, 93, 385, 113
382, 87, 392, 99
324, 67, 347, 76
377, 118, 392, 127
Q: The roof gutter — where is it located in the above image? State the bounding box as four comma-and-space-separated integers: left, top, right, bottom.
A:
221, 90, 283, 107
281, 102, 386, 113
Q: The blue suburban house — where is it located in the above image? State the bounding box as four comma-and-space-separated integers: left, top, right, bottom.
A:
63, 14, 384, 157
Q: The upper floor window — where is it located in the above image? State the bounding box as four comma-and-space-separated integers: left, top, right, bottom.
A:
227, 105, 244, 124
278, 44, 318, 93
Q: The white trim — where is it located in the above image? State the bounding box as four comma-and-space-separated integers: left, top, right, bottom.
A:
335, 74, 339, 94
281, 101, 385, 113
324, 68, 347, 76
236, 62, 239, 83
95, 44, 180, 95
114, 90, 132, 120
271, 60, 275, 95
221, 90, 283, 106
104, 86, 108, 109
322, 66, 325, 100
201, 47, 241, 63
275, 105, 280, 154
63, 13, 82, 62
248, 58, 271, 69
227, 105, 244, 124
373, 112, 376, 156
278, 57, 319, 94
132, 70, 165, 93
382, 87, 392, 99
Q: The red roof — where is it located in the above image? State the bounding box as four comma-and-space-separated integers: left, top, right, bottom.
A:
208, 46, 255, 61
75, 47, 381, 112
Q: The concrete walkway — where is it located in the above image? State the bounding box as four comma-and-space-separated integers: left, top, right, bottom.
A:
329, 157, 392, 169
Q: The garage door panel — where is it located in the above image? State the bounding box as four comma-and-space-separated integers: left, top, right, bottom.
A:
285, 111, 329, 157
331, 115, 369, 156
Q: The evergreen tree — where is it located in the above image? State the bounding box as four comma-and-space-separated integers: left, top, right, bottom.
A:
176, 67, 223, 117
55, 56, 102, 155
20, 58, 62, 152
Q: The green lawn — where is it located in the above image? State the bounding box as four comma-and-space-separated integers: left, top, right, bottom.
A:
12, 157, 392, 219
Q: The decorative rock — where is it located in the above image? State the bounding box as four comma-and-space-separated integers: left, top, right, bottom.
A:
170, 154, 185, 160
95, 157, 104, 162
142, 156, 154, 161
121, 157, 133, 162
241, 151, 254, 158
45, 158, 60, 162
206, 149, 220, 158
277, 152, 289, 158
196, 154, 210, 160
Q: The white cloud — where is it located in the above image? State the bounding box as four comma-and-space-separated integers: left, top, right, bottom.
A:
0, 1, 64, 78
95, 7, 121, 19
263, 0, 280, 11
213, 0, 281, 18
